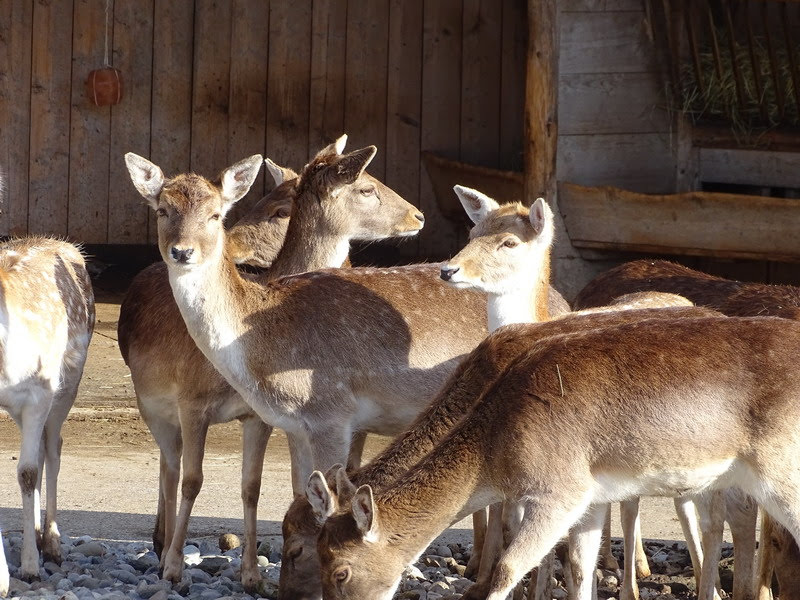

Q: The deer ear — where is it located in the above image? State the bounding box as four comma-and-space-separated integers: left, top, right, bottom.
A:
351, 485, 379, 541
125, 153, 165, 209
333, 133, 348, 154
323, 463, 346, 491
332, 146, 376, 185
335, 467, 358, 500
454, 185, 500, 224
265, 158, 296, 187
529, 198, 547, 235
306, 471, 338, 522
220, 154, 263, 214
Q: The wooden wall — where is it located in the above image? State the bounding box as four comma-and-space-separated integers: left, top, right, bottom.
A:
0, 0, 530, 259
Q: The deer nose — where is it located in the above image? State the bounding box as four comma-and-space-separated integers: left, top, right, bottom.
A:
171, 247, 194, 263
440, 266, 459, 281
414, 212, 425, 224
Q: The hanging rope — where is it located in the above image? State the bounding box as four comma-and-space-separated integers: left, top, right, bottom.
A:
103, 0, 113, 67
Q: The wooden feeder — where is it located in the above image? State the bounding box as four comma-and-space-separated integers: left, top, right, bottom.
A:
86, 67, 123, 106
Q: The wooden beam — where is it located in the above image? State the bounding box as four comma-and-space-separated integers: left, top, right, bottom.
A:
524, 0, 558, 205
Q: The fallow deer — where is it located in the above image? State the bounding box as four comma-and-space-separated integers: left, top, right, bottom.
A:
314, 315, 800, 600
123, 151, 570, 593
0, 235, 95, 593
119, 137, 426, 588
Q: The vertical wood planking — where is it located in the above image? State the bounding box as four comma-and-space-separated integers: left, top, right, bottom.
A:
309, 0, 347, 155
344, 0, 389, 181
0, 1, 33, 236
149, 0, 194, 243
108, 0, 154, 243
191, 0, 231, 178
500, 0, 527, 172
69, 0, 110, 243
267, 2, 312, 171
228, 0, 269, 222
29, 0, 73, 236
386, 0, 423, 256
460, 0, 501, 167
419, 0, 463, 258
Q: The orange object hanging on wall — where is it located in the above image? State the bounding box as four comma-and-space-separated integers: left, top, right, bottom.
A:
86, 67, 123, 106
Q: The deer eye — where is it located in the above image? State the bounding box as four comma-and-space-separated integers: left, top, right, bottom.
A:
156, 208, 167, 218
333, 566, 351, 584
359, 185, 376, 196
287, 546, 303, 561
502, 237, 519, 249
210, 212, 221, 221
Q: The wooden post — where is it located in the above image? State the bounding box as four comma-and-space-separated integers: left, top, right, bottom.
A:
524, 0, 558, 205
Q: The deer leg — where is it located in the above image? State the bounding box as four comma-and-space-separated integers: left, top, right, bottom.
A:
145, 414, 182, 560
0, 526, 9, 598
695, 491, 725, 600
600, 503, 620, 571
620, 498, 642, 600
239, 417, 272, 593
485, 492, 593, 600
725, 488, 757, 600
568, 503, 606, 600
674, 496, 705, 590
632, 506, 650, 579
464, 508, 488, 579
527, 549, 556, 600
161, 411, 211, 584
287, 433, 313, 496
756, 511, 775, 600
17, 395, 50, 581
463, 503, 505, 599
346, 431, 367, 472
40, 419, 63, 563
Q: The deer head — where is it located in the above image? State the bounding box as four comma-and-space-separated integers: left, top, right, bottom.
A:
124, 153, 263, 268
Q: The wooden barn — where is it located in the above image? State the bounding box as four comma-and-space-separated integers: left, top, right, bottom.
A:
1, 0, 799, 299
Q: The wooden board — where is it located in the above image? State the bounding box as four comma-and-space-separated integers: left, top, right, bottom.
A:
29, 0, 73, 237
69, 0, 110, 244
699, 148, 800, 190
559, 73, 670, 135
558, 133, 676, 194
559, 182, 800, 262
560, 11, 657, 75
499, 0, 526, 172
108, 0, 153, 244
0, 0, 33, 236
560, 0, 644, 11
149, 1, 194, 243
309, 0, 347, 154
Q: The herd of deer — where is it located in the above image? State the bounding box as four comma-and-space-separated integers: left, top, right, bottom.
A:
1, 136, 800, 600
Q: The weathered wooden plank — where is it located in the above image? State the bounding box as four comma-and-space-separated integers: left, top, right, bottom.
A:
699, 148, 800, 190
419, 0, 463, 259
559, 73, 670, 135
345, 0, 390, 181
560, 11, 657, 74
559, 182, 800, 262
386, 0, 423, 257
558, 133, 676, 194
29, 0, 73, 237
499, 0, 526, 172
266, 1, 312, 171
69, 0, 110, 243
460, 0, 501, 167
309, 0, 347, 155
108, 0, 153, 243
0, 1, 33, 236
560, 0, 644, 11
191, 0, 231, 178
149, 0, 194, 243
228, 0, 269, 223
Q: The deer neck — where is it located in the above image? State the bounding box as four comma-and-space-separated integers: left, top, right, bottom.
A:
265, 196, 350, 279
486, 246, 551, 332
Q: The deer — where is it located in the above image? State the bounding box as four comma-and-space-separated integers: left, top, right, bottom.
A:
0, 235, 95, 595
118, 136, 430, 589
313, 313, 800, 600
574, 258, 800, 598
122, 152, 571, 594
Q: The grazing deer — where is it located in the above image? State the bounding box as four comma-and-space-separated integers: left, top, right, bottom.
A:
119, 137, 426, 588
314, 315, 800, 600
0, 236, 95, 591
123, 152, 570, 594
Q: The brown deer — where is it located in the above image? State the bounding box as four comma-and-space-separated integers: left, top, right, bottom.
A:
314, 315, 800, 600
0, 235, 95, 594
119, 137, 425, 588
122, 152, 570, 592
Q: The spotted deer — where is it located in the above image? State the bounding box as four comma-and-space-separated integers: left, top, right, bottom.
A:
123, 151, 571, 593
119, 137, 427, 589
314, 314, 800, 600
0, 235, 95, 594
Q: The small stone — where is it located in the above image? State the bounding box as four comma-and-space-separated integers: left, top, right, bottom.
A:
197, 556, 232, 575
257, 539, 272, 557
183, 545, 202, 566
599, 574, 619, 589
58, 592, 80, 600
73, 542, 106, 557
552, 588, 568, 599
219, 533, 241, 552
149, 591, 170, 600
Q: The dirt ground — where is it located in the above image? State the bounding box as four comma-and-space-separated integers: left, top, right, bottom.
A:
0, 269, 735, 551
